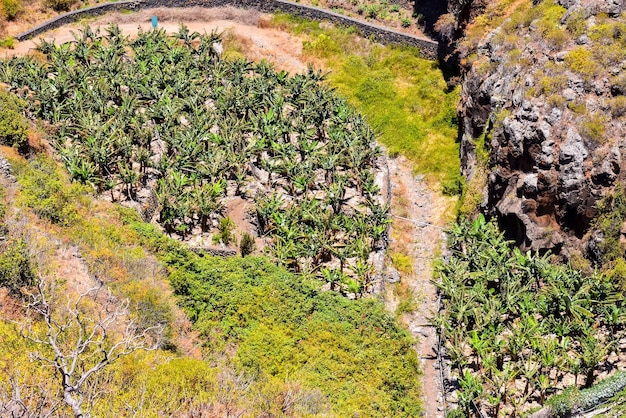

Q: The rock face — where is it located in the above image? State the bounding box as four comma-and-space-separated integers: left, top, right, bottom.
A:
459, 0, 626, 255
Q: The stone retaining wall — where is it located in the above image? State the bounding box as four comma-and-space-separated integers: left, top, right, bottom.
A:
15, 1, 141, 41
16, 0, 438, 59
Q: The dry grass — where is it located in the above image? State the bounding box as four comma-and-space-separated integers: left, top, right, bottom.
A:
109, 7, 262, 26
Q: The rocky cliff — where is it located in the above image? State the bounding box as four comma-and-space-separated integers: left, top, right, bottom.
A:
459, 0, 626, 258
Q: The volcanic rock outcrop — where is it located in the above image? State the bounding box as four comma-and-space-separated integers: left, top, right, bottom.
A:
459, 0, 626, 256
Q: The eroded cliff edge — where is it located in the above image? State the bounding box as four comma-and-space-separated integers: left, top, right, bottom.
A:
458, 0, 626, 260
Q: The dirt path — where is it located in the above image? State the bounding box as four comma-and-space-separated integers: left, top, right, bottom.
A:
4, 7, 308, 74
387, 156, 450, 417
4, 12, 450, 415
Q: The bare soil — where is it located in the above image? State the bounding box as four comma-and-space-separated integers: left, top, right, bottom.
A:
4, 7, 308, 74
3, 11, 449, 414
387, 155, 452, 417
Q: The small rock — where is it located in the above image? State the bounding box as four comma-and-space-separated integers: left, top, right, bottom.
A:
576, 34, 589, 45
386, 268, 401, 284
568, 76, 585, 94
559, 129, 587, 164
212, 41, 223, 56
562, 88, 577, 101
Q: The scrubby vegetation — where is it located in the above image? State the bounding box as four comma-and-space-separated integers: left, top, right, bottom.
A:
0, 90, 28, 150
269, 13, 461, 193
437, 215, 626, 416
292, 0, 422, 33
131, 220, 423, 416
0, 9, 450, 413
484, 0, 626, 148
0, 25, 391, 293
0, 149, 423, 416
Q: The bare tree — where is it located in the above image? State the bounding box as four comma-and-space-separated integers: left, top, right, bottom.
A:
15, 279, 163, 418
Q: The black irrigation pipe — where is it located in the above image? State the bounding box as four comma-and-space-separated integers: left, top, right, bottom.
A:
435, 291, 448, 415
391, 214, 445, 229
382, 155, 392, 251
471, 400, 488, 418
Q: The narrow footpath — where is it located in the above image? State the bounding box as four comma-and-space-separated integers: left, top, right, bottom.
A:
386, 156, 451, 417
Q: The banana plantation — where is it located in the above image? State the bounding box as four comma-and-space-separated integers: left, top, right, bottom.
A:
0, 25, 388, 294
437, 215, 626, 416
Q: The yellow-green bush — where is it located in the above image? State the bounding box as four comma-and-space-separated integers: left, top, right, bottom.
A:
540, 74, 568, 95
0, 90, 28, 150
1, 0, 19, 20
13, 155, 90, 226
303, 33, 342, 58
565, 47, 599, 79
391, 251, 413, 274
0, 238, 34, 294
609, 96, 626, 117
580, 113, 607, 143
565, 9, 588, 37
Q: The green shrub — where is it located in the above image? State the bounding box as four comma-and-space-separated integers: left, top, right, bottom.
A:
0, 184, 6, 234
580, 113, 607, 143
544, 26, 569, 49
565, 9, 587, 37
0, 36, 15, 49
390, 251, 412, 274
540, 74, 568, 95
239, 232, 256, 257
0, 238, 34, 295
364, 4, 381, 18
170, 255, 423, 416
1, 0, 19, 20
131, 285, 176, 350
607, 257, 626, 290
547, 94, 566, 108
593, 44, 626, 68
395, 296, 418, 316
43, 0, 75, 12
609, 96, 626, 117
546, 387, 578, 417
0, 90, 28, 150
567, 100, 587, 113
15, 155, 89, 225
565, 47, 599, 80
213, 216, 236, 246
302, 33, 341, 58
590, 188, 626, 264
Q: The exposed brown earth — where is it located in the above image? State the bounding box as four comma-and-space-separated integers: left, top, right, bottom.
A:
387, 155, 452, 417
3, 11, 450, 414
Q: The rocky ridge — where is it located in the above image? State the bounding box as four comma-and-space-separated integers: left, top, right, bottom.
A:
459, 0, 626, 258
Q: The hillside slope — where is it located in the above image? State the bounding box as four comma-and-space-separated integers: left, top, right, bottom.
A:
458, 0, 626, 262
0, 16, 445, 415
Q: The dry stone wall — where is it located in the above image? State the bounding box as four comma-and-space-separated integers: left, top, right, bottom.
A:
15, 1, 141, 41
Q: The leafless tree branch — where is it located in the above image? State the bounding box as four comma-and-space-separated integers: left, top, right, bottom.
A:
15, 277, 164, 418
